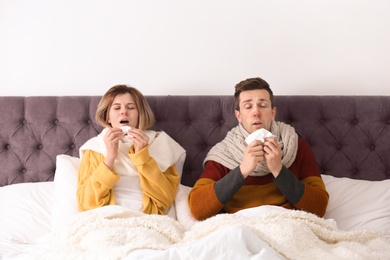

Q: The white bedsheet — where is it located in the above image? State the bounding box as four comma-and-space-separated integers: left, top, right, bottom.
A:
0, 240, 28, 260
2, 205, 284, 260
1, 229, 282, 260
3, 205, 390, 260
2, 175, 390, 260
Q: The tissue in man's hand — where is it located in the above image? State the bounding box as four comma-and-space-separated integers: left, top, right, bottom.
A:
245, 128, 276, 145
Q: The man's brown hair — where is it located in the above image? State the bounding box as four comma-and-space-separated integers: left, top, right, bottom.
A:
234, 77, 274, 110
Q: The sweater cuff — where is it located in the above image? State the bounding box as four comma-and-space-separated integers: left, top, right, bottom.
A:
273, 166, 304, 205
94, 162, 120, 189
214, 167, 246, 204
128, 145, 150, 166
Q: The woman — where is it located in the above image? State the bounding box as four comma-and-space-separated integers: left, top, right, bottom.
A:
77, 85, 185, 215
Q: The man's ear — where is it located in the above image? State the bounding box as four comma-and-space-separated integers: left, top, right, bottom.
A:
272, 107, 277, 120
235, 109, 241, 123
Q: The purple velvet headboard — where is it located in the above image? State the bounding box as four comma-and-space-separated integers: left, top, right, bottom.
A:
1, 95, 390, 187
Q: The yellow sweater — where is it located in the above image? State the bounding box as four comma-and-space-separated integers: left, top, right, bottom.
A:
77, 145, 180, 215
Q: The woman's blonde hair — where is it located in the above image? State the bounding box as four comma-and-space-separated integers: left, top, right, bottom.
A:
96, 84, 155, 130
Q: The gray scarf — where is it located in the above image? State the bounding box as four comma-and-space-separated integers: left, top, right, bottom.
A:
204, 121, 298, 176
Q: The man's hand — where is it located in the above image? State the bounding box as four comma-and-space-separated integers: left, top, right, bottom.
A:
240, 140, 265, 178
263, 138, 283, 178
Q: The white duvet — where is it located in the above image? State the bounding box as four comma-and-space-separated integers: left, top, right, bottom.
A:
4, 205, 390, 260
2, 167, 390, 260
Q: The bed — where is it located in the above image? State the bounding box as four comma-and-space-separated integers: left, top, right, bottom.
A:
1, 95, 390, 259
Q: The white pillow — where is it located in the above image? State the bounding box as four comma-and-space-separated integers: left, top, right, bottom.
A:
51, 154, 80, 232
0, 182, 54, 243
175, 153, 186, 177
174, 184, 199, 231
322, 174, 390, 232
51, 153, 186, 232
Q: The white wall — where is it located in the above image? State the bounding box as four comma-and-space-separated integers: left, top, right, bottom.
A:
1, 0, 390, 96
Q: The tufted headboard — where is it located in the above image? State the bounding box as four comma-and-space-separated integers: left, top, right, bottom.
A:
1, 95, 390, 187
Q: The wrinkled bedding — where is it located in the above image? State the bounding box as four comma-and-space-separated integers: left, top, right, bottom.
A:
4, 206, 390, 260
2, 174, 390, 260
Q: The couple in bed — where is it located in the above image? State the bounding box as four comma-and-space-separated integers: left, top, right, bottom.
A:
77, 77, 329, 221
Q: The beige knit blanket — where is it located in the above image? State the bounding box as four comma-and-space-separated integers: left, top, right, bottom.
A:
17, 206, 390, 260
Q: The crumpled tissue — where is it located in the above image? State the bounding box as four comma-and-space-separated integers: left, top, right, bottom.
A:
120, 126, 133, 143
245, 128, 276, 145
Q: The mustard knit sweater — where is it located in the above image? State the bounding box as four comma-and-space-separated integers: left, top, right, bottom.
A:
77, 145, 180, 215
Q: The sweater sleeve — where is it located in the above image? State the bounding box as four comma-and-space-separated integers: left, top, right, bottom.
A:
129, 145, 180, 215
214, 167, 247, 204
188, 161, 244, 220
273, 166, 305, 204
77, 150, 120, 212
283, 138, 329, 217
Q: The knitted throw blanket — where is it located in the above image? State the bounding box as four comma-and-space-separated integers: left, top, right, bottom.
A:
205, 121, 298, 176
20, 206, 390, 260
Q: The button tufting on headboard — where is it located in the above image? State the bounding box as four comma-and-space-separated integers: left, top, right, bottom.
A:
1, 95, 390, 187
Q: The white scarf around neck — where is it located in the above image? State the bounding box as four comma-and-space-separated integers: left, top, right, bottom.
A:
80, 128, 186, 177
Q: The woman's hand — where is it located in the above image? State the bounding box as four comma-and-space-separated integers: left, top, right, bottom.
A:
103, 128, 124, 169
127, 128, 149, 153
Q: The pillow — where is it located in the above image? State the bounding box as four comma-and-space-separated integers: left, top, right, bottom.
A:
322, 174, 390, 232
0, 182, 54, 243
174, 184, 199, 231
175, 153, 186, 177
51, 153, 186, 232
51, 154, 80, 232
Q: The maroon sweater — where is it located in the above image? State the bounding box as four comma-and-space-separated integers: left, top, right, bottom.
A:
188, 137, 329, 220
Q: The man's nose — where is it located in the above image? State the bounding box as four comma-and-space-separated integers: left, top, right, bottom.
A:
253, 107, 261, 116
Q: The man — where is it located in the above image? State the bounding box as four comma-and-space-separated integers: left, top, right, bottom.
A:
188, 77, 329, 220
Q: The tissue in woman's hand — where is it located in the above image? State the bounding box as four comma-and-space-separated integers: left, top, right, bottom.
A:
120, 126, 133, 143
120, 126, 131, 134
245, 128, 276, 145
